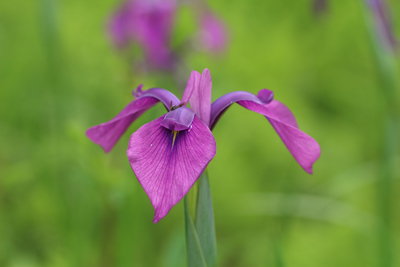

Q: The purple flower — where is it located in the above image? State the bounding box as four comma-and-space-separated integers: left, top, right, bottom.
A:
86, 69, 320, 222
198, 11, 227, 52
366, 0, 397, 51
109, 0, 177, 69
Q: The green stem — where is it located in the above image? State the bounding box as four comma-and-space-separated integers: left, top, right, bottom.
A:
185, 171, 217, 267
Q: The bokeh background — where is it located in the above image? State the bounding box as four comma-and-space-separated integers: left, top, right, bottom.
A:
1, 0, 400, 266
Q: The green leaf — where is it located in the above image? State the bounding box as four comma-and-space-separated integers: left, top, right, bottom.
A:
184, 198, 208, 267
195, 172, 217, 267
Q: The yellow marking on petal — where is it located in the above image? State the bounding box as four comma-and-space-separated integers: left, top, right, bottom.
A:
171, 131, 178, 149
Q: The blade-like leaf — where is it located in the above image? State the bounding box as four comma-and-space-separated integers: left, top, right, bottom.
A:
195, 172, 217, 267
185, 198, 208, 267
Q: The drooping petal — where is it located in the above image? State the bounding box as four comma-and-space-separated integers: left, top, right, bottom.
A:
239, 101, 320, 174
189, 68, 212, 127
210, 91, 320, 174
265, 100, 298, 128
160, 107, 195, 131
86, 88, 180, 153
127, 116, 216, 223
181, 70, 201, 105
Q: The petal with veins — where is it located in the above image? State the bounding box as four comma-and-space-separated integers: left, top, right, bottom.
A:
86, 88, 180, 153
189, 68, 212, 127
127, 116, 216, 223
238, 100, 320, 174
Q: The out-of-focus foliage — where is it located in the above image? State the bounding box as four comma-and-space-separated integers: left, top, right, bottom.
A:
0, 0, 400, 266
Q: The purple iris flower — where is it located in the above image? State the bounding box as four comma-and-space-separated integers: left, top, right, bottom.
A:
109, 0, 177, 69
86, 69, 320, 223
198, 11, 227, 52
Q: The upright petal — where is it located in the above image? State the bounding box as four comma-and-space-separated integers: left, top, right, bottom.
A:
86, 88, 180, 153
210, 91, 320, 174
181, 70, 201, 105
127, 116, 216, 223
189, 69, 212, 127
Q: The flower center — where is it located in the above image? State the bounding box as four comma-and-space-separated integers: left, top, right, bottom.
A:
160, 106, 195, 131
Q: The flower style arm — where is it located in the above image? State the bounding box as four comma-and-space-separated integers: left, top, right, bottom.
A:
86, 87, 180, 153
210, 90, 320, 174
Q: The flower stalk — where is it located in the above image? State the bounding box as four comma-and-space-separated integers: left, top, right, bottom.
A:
185, 171, 217, 267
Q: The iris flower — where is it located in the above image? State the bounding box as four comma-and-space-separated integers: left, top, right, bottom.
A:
109, 0, 177, 69
108, 0, 229, 70
86, 69, 320, 223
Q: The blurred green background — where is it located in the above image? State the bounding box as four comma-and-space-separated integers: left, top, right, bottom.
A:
1, 0, 400, 266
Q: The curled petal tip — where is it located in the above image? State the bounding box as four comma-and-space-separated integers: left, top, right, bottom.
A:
133, 84, 144, 97
257, 89, 274, 104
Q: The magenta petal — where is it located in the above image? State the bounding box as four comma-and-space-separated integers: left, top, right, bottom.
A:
86, 97, 159, 153
189, 68, 212, 127
86, 88, 180, 153
160, 107, 195, 131
127, 116, 216, 223
237, 100, 320, 174
265, 100, 298, 128
181, 70, 201, 104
